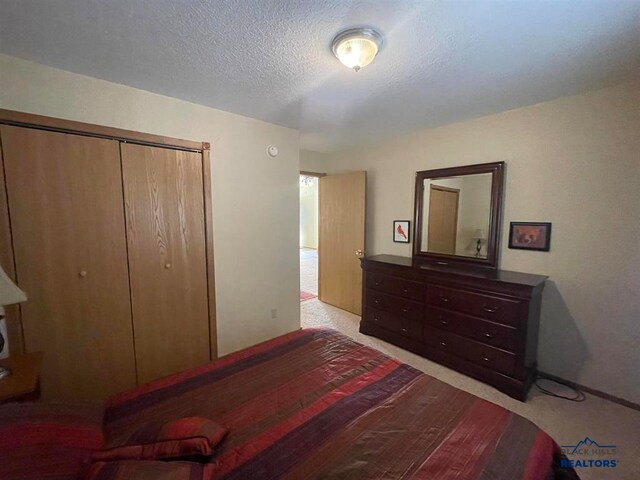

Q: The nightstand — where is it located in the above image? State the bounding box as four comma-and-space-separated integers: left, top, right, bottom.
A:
0, 351, 43, 403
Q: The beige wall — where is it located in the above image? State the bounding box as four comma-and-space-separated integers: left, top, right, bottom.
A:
300, 150, 330, 174
321, 79, 640, 404
0, 54, 301, 356
299, 177, 318, 249
453, 174, 492, 257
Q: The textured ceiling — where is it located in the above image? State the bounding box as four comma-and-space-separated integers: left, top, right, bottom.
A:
1, 0, 639, 152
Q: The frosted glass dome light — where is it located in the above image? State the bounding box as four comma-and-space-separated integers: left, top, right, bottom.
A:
332, 28, 383, 72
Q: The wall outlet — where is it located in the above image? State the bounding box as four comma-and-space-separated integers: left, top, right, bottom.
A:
270, 308, 278, 319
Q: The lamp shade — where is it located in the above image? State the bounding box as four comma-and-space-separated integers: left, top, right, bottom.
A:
0, 264, 26, 306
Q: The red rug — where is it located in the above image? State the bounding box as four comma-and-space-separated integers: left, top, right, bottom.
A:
300, 291, 317, 302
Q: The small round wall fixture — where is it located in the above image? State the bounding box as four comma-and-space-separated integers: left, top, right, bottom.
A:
331, 27, 383, 72
266, 145, 279, 157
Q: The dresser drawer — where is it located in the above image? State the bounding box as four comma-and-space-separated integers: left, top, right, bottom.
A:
366, 290, 423, 322
423, 326, 516, 377
426, 285, 522, 326
363, 307, 423, 341
425, 307, 518, 352
366, 272, 424, 302
363, 306, 398, 333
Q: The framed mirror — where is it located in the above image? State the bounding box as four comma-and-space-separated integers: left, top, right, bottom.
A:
413, 162, 504, 270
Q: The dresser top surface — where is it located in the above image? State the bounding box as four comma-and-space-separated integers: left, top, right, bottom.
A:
362, 254, 548, 287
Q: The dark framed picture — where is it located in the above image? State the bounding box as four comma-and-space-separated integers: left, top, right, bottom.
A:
508, 222, 552, 251
393, 220, 410, 243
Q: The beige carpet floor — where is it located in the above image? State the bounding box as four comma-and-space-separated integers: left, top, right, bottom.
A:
301, 298, 640, 480
300, 248, 318, 295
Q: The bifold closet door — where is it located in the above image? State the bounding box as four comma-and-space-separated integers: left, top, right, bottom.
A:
121, 143, 210, 384
0, 125, 137, 401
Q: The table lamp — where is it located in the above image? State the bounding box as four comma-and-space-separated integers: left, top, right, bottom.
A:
0, 264, 27, 380
472, 229, 486, 258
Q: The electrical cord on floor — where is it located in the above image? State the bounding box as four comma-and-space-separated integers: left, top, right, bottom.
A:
535, 374, 586, 402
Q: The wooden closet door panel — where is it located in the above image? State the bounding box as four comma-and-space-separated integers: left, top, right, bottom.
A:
0, 125, 136, 401
121, 143, 210, 384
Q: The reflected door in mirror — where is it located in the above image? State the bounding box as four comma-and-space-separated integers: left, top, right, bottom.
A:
427, 186, 459, 254
421, 173, 492, 258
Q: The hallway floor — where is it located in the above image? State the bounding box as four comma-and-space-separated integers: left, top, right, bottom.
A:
300, 248, 317, 295
301, 298, 640, 480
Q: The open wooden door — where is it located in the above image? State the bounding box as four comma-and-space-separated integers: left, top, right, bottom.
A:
318, 171, 366, 315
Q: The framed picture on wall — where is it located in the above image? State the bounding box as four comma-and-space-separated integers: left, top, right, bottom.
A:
508, 222, 552, 251
393, 220, 410, 243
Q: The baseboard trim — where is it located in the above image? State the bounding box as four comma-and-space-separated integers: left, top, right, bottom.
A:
538, 371, 640, 412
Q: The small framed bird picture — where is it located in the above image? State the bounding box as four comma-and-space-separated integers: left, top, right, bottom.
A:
393, 220, 410, 243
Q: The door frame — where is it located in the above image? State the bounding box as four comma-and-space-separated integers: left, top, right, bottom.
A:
0, 109, 217, 359
300, 171, 326, 178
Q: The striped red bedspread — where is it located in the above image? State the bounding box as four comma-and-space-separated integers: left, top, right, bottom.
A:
105, 328, 578, 480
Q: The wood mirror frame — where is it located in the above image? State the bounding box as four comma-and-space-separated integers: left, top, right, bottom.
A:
413, 161, 505, 270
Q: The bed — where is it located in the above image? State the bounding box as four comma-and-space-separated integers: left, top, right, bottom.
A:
1, 327, 579, 479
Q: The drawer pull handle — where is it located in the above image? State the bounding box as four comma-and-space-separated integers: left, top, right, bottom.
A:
484, 332, 493, 338
482, 356, 492, 362
401, 307, 409, 313
373, 317, 380, 323
483, 305, 498, 313
440, 297, 451, 303
375, 281, 381, 286
440, 342, 448, 347
402, 288, 409, 293
439, 318, 449, 326
374, 299, 380, 304
401, 327, 408, 333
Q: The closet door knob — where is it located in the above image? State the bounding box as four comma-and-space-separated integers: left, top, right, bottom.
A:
164, 263, 172, 269
79, 270, 88, 278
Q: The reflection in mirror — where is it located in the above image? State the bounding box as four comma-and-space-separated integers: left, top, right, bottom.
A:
421, 173, 493, 258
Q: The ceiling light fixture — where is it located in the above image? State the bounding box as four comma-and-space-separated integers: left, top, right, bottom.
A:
331, 27, 383, 72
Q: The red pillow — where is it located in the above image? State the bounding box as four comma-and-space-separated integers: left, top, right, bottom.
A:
93, 416, 228, 461
0, 402, 105, 480
84, 460, 214, 480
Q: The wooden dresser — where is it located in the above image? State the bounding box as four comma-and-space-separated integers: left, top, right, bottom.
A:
360, 255, 547, 401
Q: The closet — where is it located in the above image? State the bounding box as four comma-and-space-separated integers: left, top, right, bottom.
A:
0, 110, 216, 401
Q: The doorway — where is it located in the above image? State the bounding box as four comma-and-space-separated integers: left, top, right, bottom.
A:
300, 173, 320, 301
299, 170, 367, 315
